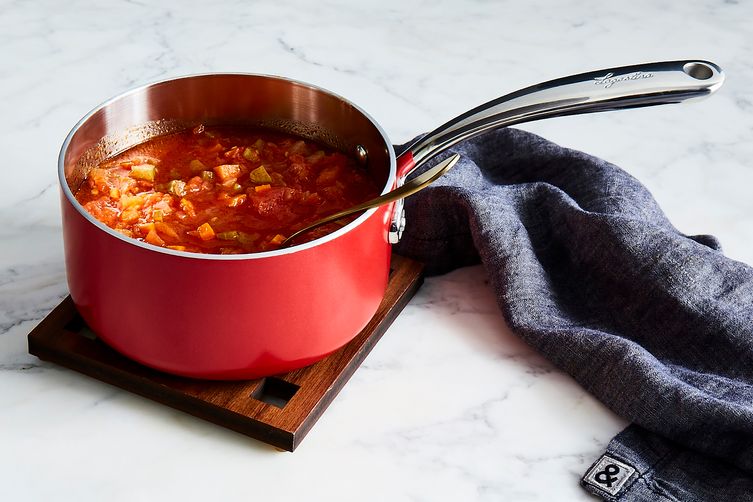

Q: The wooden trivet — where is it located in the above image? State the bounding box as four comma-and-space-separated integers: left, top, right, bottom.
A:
28, 254, 423, 451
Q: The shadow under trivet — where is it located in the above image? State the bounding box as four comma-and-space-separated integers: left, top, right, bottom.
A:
28, 254, 424, 451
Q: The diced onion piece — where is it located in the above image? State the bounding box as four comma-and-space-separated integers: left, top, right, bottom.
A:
213, 164, 241, 182
130, 164, 156, 181
197, 222, 215, 241
289, 140, 306, 154
307, 150, 325, 164
152, 209, 163, 222
167, 179, 187, 197
316, 165, 341, 186
254, 184, 271, 193
227, 194, 246, 207
189, 159, 206, 172
249, 165, 273, 183
201, 170, 214, 181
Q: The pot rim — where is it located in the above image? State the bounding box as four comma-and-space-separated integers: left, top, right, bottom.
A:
58, 72, 397, 261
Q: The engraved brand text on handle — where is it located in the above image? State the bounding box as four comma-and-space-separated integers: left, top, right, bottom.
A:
594, 72, 654, 88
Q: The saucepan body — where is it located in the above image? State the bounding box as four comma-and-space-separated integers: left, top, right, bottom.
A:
59, 74, 397, 379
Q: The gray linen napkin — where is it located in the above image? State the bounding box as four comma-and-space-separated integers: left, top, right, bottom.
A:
394, 128, 753, 501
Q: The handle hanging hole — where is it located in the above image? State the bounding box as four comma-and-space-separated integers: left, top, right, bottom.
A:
683, 62, 713, 80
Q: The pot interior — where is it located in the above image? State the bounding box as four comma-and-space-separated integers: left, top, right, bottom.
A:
62, 74, 394, 196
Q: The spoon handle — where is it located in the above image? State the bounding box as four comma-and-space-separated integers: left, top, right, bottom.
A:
399, 60, 724, 176
282, 153, 461, 247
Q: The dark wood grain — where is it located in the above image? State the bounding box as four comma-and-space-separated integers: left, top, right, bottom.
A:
27, 254, 423, 451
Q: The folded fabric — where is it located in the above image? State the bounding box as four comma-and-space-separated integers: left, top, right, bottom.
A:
394, 128, 753, 502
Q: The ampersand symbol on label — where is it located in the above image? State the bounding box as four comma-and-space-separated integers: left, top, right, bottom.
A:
594, 464, 621, 487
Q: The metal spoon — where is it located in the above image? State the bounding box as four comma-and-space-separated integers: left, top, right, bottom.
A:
281, 153, 461, 247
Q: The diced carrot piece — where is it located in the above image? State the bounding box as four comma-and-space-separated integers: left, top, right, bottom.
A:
130, 164, 156, 182
138, 222, 156, 234
213, 164, 241, 182
179, 198, 196, 217
155, 222, 179, 240
120, 194, 144, 209
145, 229, 165, 246
270, 234, 286, 245
197, 222, 215, 241
120, 207, 140, 223
255, 184, 271, 193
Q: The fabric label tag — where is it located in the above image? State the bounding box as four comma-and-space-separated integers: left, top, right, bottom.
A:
582, 455, 636, 496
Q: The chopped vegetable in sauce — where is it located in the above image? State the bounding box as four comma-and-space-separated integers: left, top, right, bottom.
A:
74, 126, 379, 254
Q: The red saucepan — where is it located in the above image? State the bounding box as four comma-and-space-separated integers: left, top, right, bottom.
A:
59, 60, 723, 379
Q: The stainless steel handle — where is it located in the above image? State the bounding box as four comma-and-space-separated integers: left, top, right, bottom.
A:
402, 60, 724, 172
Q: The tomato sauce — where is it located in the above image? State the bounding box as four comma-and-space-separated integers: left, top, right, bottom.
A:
74, 125, 380, 254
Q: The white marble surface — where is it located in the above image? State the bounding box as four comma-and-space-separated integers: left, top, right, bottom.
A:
2, 0, 752, 500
